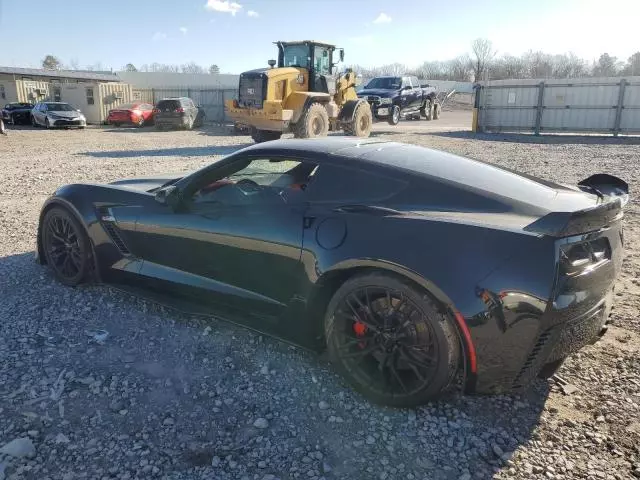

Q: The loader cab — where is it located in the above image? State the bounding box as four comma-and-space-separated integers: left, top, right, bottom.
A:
276, 40, 343, 93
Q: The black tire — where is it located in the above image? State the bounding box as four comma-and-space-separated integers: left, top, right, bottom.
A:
423, 100, 433, 121
387, 105, 401, 126
294, 102, 329, 139
343, 102, 372, 137
251, 129, 282, 143
433, 103, 441, 120
0, 119, 5, 135
325, 272, 460, 407
537, 357, 566, 379
41, 207, 92, 286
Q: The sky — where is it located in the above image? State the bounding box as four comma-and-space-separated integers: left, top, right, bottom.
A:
0, 0, 638, 73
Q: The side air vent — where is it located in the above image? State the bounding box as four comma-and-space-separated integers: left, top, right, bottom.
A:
512, 329, 552, 389
98, 207, 131, 255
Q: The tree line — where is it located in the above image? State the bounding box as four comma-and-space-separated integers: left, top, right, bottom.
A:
41, 39, 640, 82
349, 39, 640, 82
41, 55, 221, 75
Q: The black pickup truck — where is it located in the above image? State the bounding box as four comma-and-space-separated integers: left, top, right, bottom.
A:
1, 102, 34, 125
357, 76, 440, 125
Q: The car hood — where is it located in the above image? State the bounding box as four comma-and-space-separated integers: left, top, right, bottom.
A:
357, 88, 399, 98
108, 173, 187, 192
49, 110, 82, 118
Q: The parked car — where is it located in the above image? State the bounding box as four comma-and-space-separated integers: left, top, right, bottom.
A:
153, 97, 205, 130
107, 102, 155, 127
31, 102, 86, 129
1, 102, 34, 125
357, 75, 440, 125
35, 137, 628, 407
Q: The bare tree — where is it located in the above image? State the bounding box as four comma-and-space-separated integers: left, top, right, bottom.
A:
448, 55, 473, 81
621, 52, 640, 76
68, 58, 80, 70
471, 38, 496, 81
180, 62, 206, 74
592, 53, 620, 77
42, 55, 62, 70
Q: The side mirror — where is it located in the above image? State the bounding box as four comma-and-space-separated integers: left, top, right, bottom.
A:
268, 59, 276, 68
154, 185, 181, 209
339, 49, 344, 62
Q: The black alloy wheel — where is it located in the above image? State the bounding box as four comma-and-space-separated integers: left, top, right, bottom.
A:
42, 207, 91, 286
325, 273, 460, 407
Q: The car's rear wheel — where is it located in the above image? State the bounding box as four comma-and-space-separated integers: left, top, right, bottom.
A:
325, 272, 460, 407
433, 103, 441, 120
42, 207, 92, 286
423, 100, 433, 121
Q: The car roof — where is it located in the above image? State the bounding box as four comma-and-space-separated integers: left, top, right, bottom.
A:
242, 138, 560, 203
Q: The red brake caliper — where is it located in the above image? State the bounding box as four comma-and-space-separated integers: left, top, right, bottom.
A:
353, 320, 368, 348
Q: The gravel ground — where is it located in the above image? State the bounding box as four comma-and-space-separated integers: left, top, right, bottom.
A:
0, 122, 639, 480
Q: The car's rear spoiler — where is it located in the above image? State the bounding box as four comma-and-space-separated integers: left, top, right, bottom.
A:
524, 174, 629, 237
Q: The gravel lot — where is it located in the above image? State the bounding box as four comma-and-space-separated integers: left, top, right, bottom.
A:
1, 119, 639, 480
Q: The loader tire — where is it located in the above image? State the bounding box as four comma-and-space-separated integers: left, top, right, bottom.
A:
344, 102, 372, 137
251, 129, 282, 143
294, 102, 329, 139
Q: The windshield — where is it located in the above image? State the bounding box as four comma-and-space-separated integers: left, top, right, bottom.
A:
46, 103, 75, 111
364, 77, 402, 89
116, 103, 138, 110
282, 44, 311, 69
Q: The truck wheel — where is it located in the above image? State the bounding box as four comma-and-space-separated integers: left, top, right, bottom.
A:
387, 105, 401, 126
344, 102, 372, 137
423, 100, 433, 121
433, 103, 441, 120
251, 129, 282, 143
294, 102, 329, 139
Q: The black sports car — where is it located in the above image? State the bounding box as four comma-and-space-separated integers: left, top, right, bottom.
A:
1, 102, 34, 125
36, 138, 629, 406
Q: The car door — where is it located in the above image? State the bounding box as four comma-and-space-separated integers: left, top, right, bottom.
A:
130, 154, 312, 322
400, 77, 413, 110
32, 104, 42, 124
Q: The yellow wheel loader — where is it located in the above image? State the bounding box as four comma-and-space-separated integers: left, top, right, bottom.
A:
225, 40, 373, 143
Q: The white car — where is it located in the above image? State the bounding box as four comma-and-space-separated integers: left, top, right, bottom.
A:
31, 102, 86, 129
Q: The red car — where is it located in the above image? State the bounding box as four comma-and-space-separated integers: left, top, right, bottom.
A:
106, 102, 155, 127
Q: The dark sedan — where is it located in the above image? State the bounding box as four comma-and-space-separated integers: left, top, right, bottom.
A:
1, 102, 34, 125
35, 138, 628, 406
153, 97, 205, 130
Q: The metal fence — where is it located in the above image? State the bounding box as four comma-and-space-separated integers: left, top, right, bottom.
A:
132, 87, 238, 124
476, 76, 640, 136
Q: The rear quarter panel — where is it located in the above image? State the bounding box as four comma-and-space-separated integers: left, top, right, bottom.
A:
300, 211, 559, 391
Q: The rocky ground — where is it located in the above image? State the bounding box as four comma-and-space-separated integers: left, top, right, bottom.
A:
0, 121, 639, 480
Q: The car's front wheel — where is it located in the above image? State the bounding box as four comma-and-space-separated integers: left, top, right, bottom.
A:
31, 115, 38, 127
325, 272, 460, 407
387, 105, 401, 125
41, 207, 92, 286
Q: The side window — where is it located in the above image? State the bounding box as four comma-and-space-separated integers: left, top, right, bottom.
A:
313, 46, 331, 75
86, 88, 95, 105
190, 158, 318, 208
401, 77, 411, 89
305, 163, 406, 203
411, 76, 420, 87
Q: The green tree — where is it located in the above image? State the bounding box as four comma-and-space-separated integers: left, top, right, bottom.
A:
42, 55, 62, 70
124, 63, 138, 72
209, 64, 220, 75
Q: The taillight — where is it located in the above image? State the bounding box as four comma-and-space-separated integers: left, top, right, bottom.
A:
152, 108, 160, 114
560, 237, 610, 276
175, 107, 185, 113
